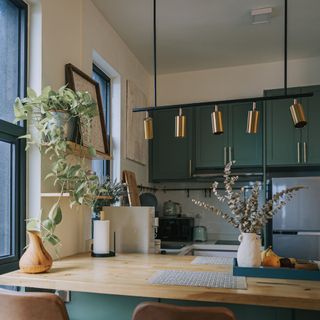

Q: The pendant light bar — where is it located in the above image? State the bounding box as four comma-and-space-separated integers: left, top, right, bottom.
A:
284, 0, 288, 95
133, 92, 313, 113
144, 0, 157, 140
153, 0, 157, 109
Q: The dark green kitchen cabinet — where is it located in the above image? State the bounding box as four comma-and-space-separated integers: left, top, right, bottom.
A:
265, 85, 320, 166
195, 105, 228, 169
149, 108, 192, 181
265, 88, 301, 166
300, 85, 320, 165
194, 103, 263, 170
229, 102, 263, 167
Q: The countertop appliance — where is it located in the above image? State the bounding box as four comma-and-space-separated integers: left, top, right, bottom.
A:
193, 226, 207, 242
163, 200, 182, 217
157, 217, 194, 242
272, 177, 320, 260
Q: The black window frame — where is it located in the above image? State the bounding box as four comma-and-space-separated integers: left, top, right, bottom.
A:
92, 64, 111, 177
0, 0, 27, 274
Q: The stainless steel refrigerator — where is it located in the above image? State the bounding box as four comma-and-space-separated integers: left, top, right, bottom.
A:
272, 177, 320, 260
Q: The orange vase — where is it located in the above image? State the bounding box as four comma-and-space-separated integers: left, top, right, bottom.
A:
19, 231, 53, 273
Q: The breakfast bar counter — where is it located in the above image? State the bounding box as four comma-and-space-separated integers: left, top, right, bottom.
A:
1, 253, 320, 317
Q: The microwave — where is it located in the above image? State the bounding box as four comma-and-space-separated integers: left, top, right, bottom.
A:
157, 217, 194, 242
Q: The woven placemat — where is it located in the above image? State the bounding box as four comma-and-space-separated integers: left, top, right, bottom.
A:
192, 256, 233, 265
149, 270, 247, 290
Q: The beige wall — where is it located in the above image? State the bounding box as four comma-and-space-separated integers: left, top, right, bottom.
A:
29, 0, 152, 257
158, 56, 320, 105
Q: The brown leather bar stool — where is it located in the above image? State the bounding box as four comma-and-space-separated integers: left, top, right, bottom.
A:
132, 302, 236, 320
0, 289, 69, 320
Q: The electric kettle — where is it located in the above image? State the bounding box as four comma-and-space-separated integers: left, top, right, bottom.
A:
193, 226, 207, 242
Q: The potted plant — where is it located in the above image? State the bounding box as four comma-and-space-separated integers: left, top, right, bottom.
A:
14, 86, 121, 273
93, 177, 125, 217
192, 162, 304, 267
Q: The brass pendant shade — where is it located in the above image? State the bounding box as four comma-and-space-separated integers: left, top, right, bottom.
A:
144, 112, 153, 140
246, 102, 260, 134
175, 108, 186, 138
290, 99, 307, 128
211, 105, 224, 135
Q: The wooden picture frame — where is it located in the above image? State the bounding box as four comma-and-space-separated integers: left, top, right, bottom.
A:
65, 63, 109, 155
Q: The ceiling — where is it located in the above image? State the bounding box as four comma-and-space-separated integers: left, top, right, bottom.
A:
92, 0, 320, 74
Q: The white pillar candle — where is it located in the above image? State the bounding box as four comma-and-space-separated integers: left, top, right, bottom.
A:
93, 220, 110, 254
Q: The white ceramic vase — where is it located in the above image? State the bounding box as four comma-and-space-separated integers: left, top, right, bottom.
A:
237, 232, 261, 267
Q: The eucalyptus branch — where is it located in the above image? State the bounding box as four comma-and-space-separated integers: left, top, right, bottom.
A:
192, 162, 304, 234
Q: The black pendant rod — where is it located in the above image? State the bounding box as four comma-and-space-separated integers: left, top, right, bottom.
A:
153, 0, 157, 108
284, 0, 288, 95
133, 0, 313, 114
133, 92, 313, 113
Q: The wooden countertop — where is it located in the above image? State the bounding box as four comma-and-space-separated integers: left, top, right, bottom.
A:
0, 253, 320, 310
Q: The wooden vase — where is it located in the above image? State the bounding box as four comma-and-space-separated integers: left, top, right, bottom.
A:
19, 231, 53, 273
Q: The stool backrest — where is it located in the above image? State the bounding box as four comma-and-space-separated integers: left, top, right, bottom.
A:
132, 302, 236, 320
0, 289, 69, 320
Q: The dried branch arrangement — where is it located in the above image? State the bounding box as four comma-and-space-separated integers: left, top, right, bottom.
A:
192, 162, 304, 234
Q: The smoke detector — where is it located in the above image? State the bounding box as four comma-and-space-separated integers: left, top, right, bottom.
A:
251, 7, 273, 24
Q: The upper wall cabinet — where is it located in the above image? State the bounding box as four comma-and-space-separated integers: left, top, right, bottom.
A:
194, 103, 263, 170
149, 108, 193, 181
265, 85, 320, 167
300, 85, 320, 165
194, 105, 228, 169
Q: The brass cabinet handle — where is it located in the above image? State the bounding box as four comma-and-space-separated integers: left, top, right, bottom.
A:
229, 147, 232, 163
297, 142, 301, 164
303, 142, 307, 163
224, 147, 227, 165
189, 159, 192, 177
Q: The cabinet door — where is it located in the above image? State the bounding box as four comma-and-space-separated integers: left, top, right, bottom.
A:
301, 86, 320, 165
150, 108, 192, 181
229, 102, 263, 167
194, 105, 228, 169
265, 88, 302, 166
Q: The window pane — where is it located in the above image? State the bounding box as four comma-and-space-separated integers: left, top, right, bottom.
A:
0, 0, 20, 123
92, 66, 111, 177
0, 141, 14, 258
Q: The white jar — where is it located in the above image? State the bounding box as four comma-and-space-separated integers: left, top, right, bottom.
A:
237, 232, 261, 267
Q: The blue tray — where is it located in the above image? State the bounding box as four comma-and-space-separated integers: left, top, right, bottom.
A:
233, 258, 320, 281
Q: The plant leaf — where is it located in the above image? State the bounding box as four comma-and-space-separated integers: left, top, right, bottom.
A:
48, 203, 63, 225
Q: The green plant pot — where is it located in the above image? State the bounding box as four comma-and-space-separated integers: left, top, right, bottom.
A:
48, 111, 77, 141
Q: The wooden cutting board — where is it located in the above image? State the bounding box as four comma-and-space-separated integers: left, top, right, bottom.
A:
122, 170, 141, 206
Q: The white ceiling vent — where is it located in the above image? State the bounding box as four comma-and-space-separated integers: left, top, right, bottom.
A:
251, 7, 273, 24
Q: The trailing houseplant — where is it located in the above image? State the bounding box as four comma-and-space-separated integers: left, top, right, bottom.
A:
14, 86, 123, 269
192, 161, 304, 267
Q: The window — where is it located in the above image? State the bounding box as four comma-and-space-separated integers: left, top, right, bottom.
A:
92, 64, 111, 178
0, 0, 27, 274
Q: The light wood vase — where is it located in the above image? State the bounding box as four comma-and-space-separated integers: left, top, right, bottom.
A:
19, 231, 53, 273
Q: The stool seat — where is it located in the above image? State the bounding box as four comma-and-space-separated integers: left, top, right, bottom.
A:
0, 289, 69, 320
132, 302, 236, 320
